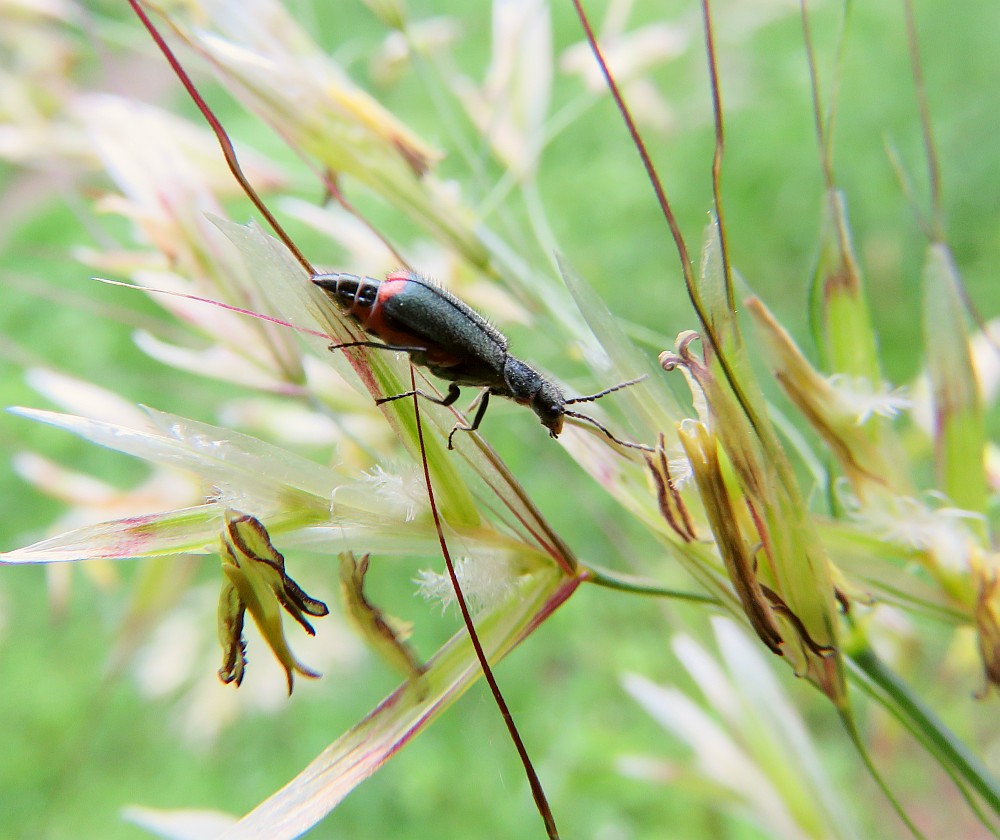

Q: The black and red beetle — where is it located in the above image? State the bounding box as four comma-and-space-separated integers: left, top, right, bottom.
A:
313, 270, 650, 451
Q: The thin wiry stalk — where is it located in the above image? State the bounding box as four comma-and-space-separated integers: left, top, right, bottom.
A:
410, 368, 561, 839
584, 565, 719, 604
568, 0, 693, 284
127, 0, 315, 277
699, 0, 734, 316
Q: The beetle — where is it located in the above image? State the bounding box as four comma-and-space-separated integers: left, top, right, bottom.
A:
313, 270, 651, 451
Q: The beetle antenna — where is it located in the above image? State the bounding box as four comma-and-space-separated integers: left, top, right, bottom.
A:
562, 410, 654, 452
564, 375, 647, 405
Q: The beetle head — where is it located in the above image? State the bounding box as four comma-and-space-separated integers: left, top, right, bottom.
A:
531, 380, 566, 437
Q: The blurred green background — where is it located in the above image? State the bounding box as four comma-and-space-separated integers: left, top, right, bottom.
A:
1, 1, 998, 838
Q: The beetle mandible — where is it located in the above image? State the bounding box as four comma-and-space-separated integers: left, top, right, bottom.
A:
313, 270, 651, 451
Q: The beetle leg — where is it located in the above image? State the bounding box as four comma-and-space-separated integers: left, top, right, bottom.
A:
328, 340, 427, 353
447, 390, 491, 450
376, 382, 461, 408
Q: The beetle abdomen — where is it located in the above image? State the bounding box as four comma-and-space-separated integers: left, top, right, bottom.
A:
315, 270, 509, 383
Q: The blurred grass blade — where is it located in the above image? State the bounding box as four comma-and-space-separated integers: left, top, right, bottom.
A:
8, 406, 335, 521
921, 243, 987, 523
122, 805, 237, 839
1, 504, 223, 563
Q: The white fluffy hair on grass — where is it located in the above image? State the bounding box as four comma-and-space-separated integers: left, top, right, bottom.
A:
414, 554, 521, 615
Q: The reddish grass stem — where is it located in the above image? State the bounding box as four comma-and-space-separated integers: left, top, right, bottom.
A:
127, 0, 316, 278
409, 369, 560, 840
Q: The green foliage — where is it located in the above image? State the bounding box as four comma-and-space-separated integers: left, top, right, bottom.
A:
1, 2, 999, 839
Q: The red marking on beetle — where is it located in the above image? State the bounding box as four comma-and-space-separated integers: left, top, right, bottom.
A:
383, 270, 412, 287
355, 274, 463, 368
